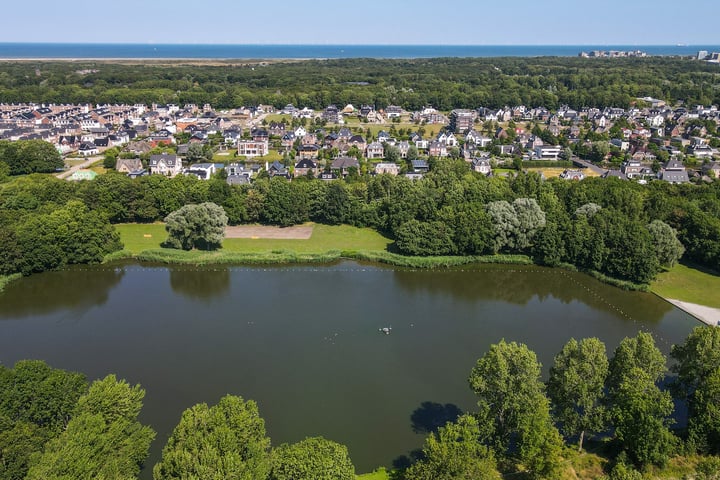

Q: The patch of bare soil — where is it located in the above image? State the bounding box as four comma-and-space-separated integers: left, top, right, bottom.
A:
224, 225, 314, 239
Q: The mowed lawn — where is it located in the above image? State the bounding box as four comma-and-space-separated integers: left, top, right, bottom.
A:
115, 223, 393, 254
652, 263, 720, 309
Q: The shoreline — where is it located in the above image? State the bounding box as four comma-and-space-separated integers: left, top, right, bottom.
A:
663, 299, 720, 327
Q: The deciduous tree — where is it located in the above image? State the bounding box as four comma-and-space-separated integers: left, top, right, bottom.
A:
163, 201, 228, 250
547, 337, 608, 451
153, 395, 271, 480
403, 414, 501, 480
270, 436, 355, 480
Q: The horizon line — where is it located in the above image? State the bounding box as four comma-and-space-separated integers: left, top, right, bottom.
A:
0, 42, 718, 47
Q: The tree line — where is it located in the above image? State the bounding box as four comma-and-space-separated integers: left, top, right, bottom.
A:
0, 57, 718, 109
3, 159, 718, 284
3, 326, 720, 479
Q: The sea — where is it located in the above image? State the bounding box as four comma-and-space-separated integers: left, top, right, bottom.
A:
0, 43, 717, 59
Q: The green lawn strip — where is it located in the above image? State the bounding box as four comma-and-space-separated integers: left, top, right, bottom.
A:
356, 467, 390, 480
115, 223, 167, 252
114, 223, 393, 255
651, 263, 720, 309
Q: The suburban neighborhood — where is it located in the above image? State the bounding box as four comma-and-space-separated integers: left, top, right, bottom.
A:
1, 97, 719, 185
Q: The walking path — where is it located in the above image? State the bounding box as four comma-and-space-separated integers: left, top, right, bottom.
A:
56, 156, 102, 179
664, 299, 720, 327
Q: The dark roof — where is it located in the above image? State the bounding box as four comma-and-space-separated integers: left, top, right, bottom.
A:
295, 158, 317, 169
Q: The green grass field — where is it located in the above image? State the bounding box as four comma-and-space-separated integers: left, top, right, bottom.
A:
651, 263, 720, 308
115, 223, 393, 255
356, 468, 390, 480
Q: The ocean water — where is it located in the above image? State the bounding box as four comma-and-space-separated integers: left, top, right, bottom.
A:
0, 43, 717, 59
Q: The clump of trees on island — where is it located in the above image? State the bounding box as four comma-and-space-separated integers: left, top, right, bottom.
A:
1, 159, 713, 286
2, 326, 720, 479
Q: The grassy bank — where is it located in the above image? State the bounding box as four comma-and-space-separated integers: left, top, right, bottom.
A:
356, 468, 390, 480
652, 263, 720, 308
0, 273, 22, 293
115, 223, 393, 255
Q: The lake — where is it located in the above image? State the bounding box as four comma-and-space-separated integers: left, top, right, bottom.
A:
0, 261, 698, 475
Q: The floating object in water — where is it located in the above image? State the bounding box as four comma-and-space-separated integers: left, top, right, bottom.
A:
379, 327, 392, 335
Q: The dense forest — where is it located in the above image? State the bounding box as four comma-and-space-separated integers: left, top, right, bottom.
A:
1, 162, 717, 285
0, 57, 718, 109
3, 327, 720, 479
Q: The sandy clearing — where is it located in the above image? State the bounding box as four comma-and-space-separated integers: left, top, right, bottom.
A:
224, 225, 314, 240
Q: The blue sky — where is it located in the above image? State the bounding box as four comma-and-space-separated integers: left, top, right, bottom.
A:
2, 0, 718, 45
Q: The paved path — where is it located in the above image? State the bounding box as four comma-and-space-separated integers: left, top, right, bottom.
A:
665, 299, 720, 327
56, 156, 102, 179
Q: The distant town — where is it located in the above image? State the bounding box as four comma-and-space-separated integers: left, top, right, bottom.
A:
1, 97, 719, 185
578, 49, 720, 63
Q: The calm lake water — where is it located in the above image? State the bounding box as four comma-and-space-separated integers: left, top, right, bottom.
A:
0, 261, 698, 475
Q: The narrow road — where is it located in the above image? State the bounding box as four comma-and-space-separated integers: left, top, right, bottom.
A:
56, 155, 102, 179
571, 156, 607, 175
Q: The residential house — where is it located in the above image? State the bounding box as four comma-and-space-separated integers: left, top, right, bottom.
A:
702, 161, 720, 178
148, 129, 175, 147
331, 156, 360, 177
602, 169, 628, 180
377, 130, 392, 143
374, 162, 400, 175
366, 142, 385, 159
385, 105, 403, 118
498, 145, 515, 156
428, 141, 447, 157
268, 122, 286, 137
298, 144, 320, 159
449, 109, 476, 133
559, 169, 585, 180
465, 130, 493, 148
115, 158, 143, 174
472, 158, 492, 175
267, 161, 291, 179
411, 159, 429, 173
397, 141, 410, 158
149, 153, 183, 177
534, 145, 562, 160
78, 142, 99, 156
294, 158, 319, 178
251, 128, 269, 142
189, 163, 220, 180
237, 139, 269, 157
322, 105, 341, 123
621, 159, 644, 179
661, 159, 689, 183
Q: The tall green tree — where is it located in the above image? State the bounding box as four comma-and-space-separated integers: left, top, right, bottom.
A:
153, 395, 271, 480
14, 200, 122, 275
468, 340, 563, 477
486, 198, 546, 253
606, 333, 675, 467
606, 332, 667, 398
647, 220, 685, 267
0, 139, 64, 175
270, 436, 355, 480
671, 326, 720, 453
547, 337, 609, 451
25, 374, 155, 480
403, 414, 501, 480
611, 368, 676, 467
0, 361, 88, 480
163, 202, 228, 250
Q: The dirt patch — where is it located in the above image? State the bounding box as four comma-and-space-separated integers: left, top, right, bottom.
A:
225, 225, 314, 240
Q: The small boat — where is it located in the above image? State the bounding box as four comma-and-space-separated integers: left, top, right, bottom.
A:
379, 327, 392, 335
